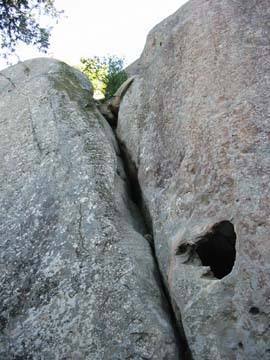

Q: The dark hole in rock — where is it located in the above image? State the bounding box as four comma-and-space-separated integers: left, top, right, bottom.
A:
195, 220, 236, 279
238, 342, 244, 349
160, 42, 162, 46
176, 244, 188, 255
249, 306, 260, 315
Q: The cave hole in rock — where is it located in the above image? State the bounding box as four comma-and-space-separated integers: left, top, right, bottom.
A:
249, 306, 260, 315
195, 220, 236, 279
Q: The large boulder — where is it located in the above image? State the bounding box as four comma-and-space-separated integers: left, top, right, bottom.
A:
0, 58, 180, 359
117, 0, 270, 359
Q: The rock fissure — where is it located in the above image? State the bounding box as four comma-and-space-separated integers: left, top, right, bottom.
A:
0, 72, 16, 89
104, 111, 192, 359
77, 203, 91, 258
26, 97, 43, 155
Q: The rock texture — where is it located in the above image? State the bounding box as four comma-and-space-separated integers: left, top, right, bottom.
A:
117, 0, 270, 359
0, 59, 180, 359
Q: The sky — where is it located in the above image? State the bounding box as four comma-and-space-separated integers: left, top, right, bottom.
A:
0, 0, 188, 70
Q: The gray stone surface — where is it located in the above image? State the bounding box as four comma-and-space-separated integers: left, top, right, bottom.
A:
0, 58, 180, 359
117, 0, 270, 359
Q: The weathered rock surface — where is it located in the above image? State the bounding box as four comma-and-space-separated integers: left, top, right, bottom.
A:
117, 0, 270, 359
0, 58, 180, 359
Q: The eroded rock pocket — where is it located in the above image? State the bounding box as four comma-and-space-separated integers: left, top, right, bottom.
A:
176, 220, 236, 279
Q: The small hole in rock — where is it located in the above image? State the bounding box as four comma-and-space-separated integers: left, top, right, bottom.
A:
160, 42, 162, 46
238, 342, 244, 349
195, 220, 236, 279
176, 244, 188, 255
249, 306, 260, 315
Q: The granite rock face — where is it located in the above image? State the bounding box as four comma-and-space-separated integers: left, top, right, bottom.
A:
0, 59, 180, 359
117, 0, 270, 359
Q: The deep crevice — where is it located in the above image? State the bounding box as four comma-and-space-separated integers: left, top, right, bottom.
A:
115, 136, 192, 359
117, 140, 153, 233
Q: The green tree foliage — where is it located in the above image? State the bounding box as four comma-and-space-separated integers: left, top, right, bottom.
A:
80, 56, 128, 100
0, 0, 62, 57
104, 56, 128, 99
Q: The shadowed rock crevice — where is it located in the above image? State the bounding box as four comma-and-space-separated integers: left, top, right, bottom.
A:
115, 136, 192, 359
117, 140, 153, 233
